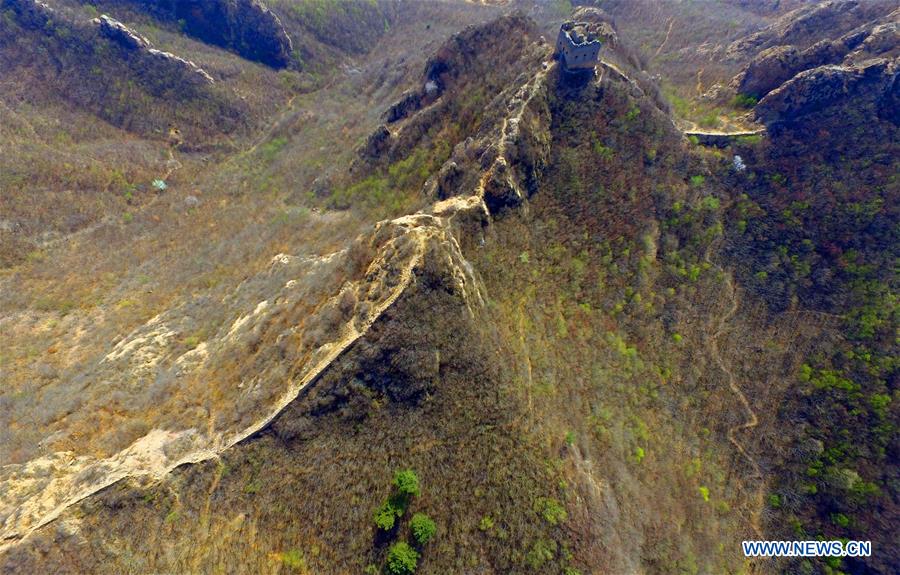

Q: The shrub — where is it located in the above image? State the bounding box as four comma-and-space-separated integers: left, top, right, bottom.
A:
831, 513, 850, 528
393, 469, 420, 498
374, 500, 401, 531
375, 469, 421, 531
280, 549, 306, 570
698, 111, 720, 128
730, 93, 758, 109
410, 513, 436, 546
258, 136, 288, 163
534, 497, 567, 526
385, 542, 419, 575
478, 515, 495, 532
633, 446, 645, 463
526, 539, 557, 569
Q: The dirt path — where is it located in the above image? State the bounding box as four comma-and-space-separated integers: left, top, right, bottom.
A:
705, 231, 764, 540
654, 17, 676, 58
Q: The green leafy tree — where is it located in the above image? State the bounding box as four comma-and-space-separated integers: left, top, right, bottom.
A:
374, 500, 401, 531
409, 513, 436, 546
385, 541, 419, 575
393, 469, 420, 498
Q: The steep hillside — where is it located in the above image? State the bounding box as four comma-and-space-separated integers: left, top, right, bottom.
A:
0, 3, 896, 575
0, 0, 240, 138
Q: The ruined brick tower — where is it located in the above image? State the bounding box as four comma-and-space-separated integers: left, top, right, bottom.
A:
555, 21, 601, 72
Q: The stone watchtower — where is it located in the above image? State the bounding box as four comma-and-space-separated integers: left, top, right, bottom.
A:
555, 22, 601, 72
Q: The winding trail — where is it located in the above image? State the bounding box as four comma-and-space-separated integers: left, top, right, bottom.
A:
654, 17, 676, 59
705, 232, 764, 540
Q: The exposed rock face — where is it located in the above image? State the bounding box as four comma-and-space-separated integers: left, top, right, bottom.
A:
754, 57, 898, 127
0, 0, 231, 137
571, 6, 619, 48
115, 0, 294, 68
2, 0, 213, 88
361, 124, 392, 158
383, 89, 429, 124
97, 15, 214, 86
730, 6, 899, 98
98, 13, 148, 50
726, 0, 895, 60
732, 45, 802, 98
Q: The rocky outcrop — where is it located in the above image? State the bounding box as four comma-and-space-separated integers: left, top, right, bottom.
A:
97, 13, 148, 50
861, 21, 900, 56
754, 57, 898, 127
731, 45, 803, 99
380, 13, 539, 126
731, 7, 899, 99
383, 88, 431, 124
2, 0, 213, 88
114, 0, 294, 68
360, 124, 392, 158
571, 6, 619, 48
96, 15, 214, 86
726, 0, 895, 60
0, 0, 234, 137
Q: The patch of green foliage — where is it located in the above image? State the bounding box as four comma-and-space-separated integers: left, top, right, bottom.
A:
735, 133, 763, 146
374, 469, 420, 531
698, 486, 710, 502
374, 500, 402, 531
409, 513, 436, 546
385, 541, 419, 575
533, 497, 567, 526
393, 469, 420, 498
280, 549, 307, 570
730, 93, 758, 109
526, 539, 557, 569
328, 143, 449, 215
698, 111, 720, 129
258, 136, 288, 164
